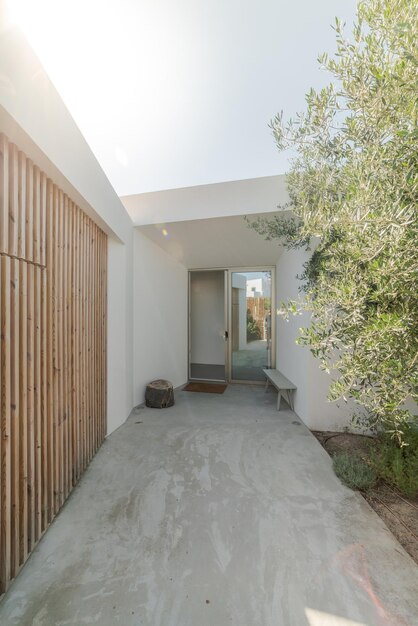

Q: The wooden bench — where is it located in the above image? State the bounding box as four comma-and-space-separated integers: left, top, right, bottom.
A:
263, 369, 296, 411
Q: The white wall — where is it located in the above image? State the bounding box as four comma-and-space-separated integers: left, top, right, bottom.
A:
0, 25, 134, 434
107, 236, 134, 433
133, 230, 188, 406
276, 248, 353, 431
190, 271, 225, 365
246, 276, 269, 297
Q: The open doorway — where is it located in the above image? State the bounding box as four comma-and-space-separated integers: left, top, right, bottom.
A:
230, 270, 273, 381
188, 268, 275, 383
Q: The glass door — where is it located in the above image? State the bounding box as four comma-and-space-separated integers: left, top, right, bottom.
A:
230, 270, 273, 381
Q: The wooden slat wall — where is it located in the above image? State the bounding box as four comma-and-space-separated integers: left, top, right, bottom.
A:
0, 133, 107, 595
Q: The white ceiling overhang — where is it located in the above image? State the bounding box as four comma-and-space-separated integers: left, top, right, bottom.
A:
123, 175, 288, 225
137, 211, 287, 269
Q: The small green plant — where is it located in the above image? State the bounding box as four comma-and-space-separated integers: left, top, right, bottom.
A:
370, 428, 418, 498
246, 309, 261, 342
333, 452, 377, 491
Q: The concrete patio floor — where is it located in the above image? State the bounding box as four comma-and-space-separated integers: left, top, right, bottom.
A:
0, 385, 417, 626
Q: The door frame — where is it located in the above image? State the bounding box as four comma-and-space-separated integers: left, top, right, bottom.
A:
188, 266, 276, 383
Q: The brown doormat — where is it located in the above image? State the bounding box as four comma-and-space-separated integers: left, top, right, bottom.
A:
183, 382, 228, 394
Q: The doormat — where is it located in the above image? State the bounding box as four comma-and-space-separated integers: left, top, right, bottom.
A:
183, 382, 228, 394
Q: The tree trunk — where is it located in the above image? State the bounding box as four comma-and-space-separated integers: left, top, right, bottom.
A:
145, 380, 174, 408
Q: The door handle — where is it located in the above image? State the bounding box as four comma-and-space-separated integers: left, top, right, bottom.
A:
224, 331, 229, 340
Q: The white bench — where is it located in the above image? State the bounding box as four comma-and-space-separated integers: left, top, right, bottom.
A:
263, 369, 296, 411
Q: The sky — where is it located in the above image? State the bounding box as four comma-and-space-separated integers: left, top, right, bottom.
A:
7, 0, 356, 196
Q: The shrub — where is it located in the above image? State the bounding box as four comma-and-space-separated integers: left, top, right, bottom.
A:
333, 452, 377, 491
370, 428, 418, 498
248, 0, 418, 442
247, 309, 261, 342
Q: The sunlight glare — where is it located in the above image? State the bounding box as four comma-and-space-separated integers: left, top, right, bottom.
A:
5, 0, 147, 168
305, 608, 367, 626
115, 147, 129, 168
4, 0, 192, 177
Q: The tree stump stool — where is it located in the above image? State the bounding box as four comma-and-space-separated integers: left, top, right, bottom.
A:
145, 379, 174, 408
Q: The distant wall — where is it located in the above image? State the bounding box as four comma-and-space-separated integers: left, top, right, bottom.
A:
133, 230, 188, 406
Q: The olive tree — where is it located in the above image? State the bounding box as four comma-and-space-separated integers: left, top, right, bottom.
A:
249, 0, 418, 440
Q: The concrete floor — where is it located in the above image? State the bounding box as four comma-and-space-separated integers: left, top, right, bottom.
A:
0, 385, 417, 626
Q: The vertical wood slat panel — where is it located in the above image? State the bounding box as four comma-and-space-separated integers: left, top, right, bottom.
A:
34, 265, 42, 541
0, 139, 47, 265
97, 231, 101, 444
40, 174, 48, 530
25, 160, 34, 264
103, 233, 108, 442
40, 174, 47, 268
52, 184, 59, 516
41, 265, 48, 532
0, 133, 107, 596
94, 226, 98, 452
26, 262, 35, 553
67, 201, 72, 487
99, 233, 103, 441
33, 167, 41, 267
10, 259, 20, 578
72, 205, 76, 483
69, 202, 75, 487
0, 134, 9, 254
8, 145, 18, 259
100, 235, 104, 436
63, 194, 70, 498
18, 152, 27, 261
87, 217, 91, 461
18, 261, 28, 566
96, 230, 100, 446
61, 194, 68, 500
67, 200, 73, 490
84, 215, 88, 466
100, 232, 105, 443
57, 190, 64, 509
0, 256, 3, 583
0, 256, 11, 592
46, 180, 54, 524
76, 206, 80, 478
87, 219, 92, 464
79, 209, 84, 474
81, 214, 87, 471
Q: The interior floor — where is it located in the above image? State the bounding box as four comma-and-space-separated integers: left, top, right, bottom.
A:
190, 363, 225, 381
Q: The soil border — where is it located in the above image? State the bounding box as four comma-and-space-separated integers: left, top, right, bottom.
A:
312, 430, 418, 566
